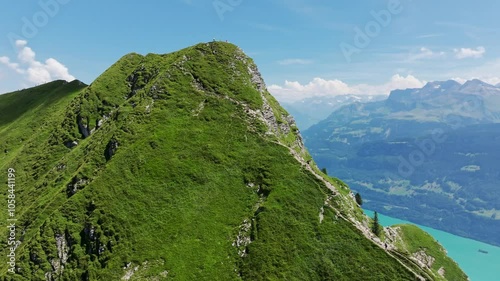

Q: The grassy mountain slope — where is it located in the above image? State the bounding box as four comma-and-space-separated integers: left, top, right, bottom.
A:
383, 225, 468, 281
0, 80, 87, 163
0, 42, 465, 280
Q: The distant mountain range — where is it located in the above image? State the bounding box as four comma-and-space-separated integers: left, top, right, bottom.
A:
281, 95, 386, 130
303, 79, 500, 246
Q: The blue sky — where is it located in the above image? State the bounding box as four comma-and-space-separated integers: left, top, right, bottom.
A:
0, 0, 499, 101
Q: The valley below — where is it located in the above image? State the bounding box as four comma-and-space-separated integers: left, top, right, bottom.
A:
302, 80, 500, 247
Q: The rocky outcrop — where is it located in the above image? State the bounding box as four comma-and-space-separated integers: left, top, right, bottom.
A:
126, 67, 143, 99
44, 231, 71, 279
383, 226, 400, 251
245, 60, 305, 153
438, 267, 446, 277
77, 115, 91, 138
66, 177, 89, 197
247, 64, 266, 93
96, 114, 109, 129
105, 139, 119, 161
121, 260, 167, 280
233, 219, 252, 257
50, 232, 70, 276
412, 250, 435, 269
127, 64, 160, 99
121, 263, 139, 281
64, 140, 78, 149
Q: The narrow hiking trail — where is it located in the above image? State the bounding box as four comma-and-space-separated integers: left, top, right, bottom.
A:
282, 142, 429, 281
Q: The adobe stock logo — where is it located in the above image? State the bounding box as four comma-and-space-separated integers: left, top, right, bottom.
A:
339, 0, 404, 63
397, 129, 447, 178
213, 0, 244, 21
7, 0, 71, 51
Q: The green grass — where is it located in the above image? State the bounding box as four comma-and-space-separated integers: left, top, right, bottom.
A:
392, 225, 468, 281
0, 42, 464, 280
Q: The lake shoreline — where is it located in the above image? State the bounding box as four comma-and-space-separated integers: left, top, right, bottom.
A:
364, 209, 500, 281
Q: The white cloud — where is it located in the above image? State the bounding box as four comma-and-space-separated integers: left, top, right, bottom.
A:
454, 46, 485, 59
409, 47, 446, 61
0, 40, 75, 86
0, 56, 24, 74
269, 74, 426, 102
277, 58, 313, 65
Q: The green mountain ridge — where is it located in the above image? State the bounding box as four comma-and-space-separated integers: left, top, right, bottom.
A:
0, 42, 466, 280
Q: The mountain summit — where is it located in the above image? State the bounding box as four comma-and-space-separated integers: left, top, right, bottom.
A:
0, 42, 466, 280
459, 79, 500, 95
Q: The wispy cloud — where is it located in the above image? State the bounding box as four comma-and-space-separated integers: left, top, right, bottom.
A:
409, 47, 446, 61
416, 33, 443, 39
247, 22, 290, 33
378, 45, 489, 64
454, 46, 486, 59
434, 21, 496, 40
434, 21, 496, 33
0, 40, 75, 86
277, 58, 313, 65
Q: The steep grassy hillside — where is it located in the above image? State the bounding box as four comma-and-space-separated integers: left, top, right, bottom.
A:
0, 42, 466, 280
384, 225, 468, 281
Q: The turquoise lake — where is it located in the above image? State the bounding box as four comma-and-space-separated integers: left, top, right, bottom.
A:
364, 210, 500, 281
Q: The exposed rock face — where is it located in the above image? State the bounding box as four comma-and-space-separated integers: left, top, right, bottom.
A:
121, 263, 139, 281
66, 177, 89, 197
121, 260, 167, 280
64, 140, 78, 148
247, 64, 266, 93
232, 219, 252, 257
105, 139, 119, 161
56, 234, 69, 265
126, 68, 143, 99
84, 224, 96, 242
383, 226, 400, 251
96, 114, 109, 129
50, 233, 70, 276
244, 58, 305, 155
260, 99, 279, 135
77, 115, 91, 138
126, 64, 159, 99
412, 250, 435, 269
82, 223, 103, 257
438, 267, 446, 277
